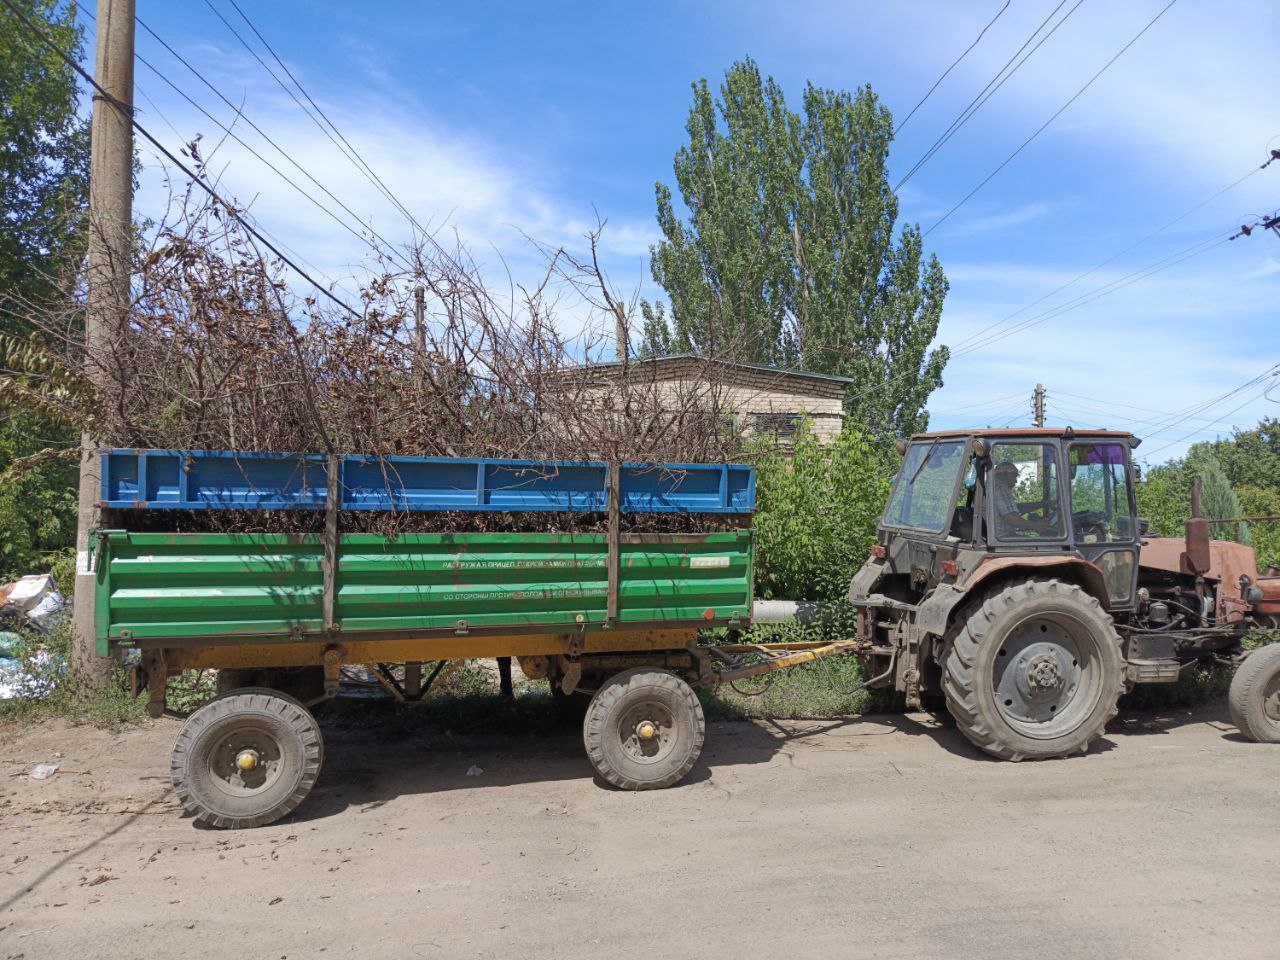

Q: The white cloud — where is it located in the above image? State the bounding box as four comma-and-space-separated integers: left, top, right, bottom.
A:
926, 242, 1279, 459
1245, 257, 1280, 280
950, 202, 1055, 234
132, 39, 657, 330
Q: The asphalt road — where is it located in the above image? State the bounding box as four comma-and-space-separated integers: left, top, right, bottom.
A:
2, 699, 1278, 959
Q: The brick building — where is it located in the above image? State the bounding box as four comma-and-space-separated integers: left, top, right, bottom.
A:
566, 354, 851, 442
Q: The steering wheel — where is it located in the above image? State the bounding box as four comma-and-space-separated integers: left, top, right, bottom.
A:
1072, 510, 1110, 541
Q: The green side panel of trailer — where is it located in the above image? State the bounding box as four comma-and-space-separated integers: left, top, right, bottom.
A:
94, 530, 752, 654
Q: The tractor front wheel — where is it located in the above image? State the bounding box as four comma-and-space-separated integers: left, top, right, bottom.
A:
942, 579, 1125, 761
1228, 643, 1280, 743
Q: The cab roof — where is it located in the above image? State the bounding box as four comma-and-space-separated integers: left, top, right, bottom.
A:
910, 428, 1136, 441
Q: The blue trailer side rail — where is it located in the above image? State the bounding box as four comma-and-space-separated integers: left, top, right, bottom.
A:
97, 449, 755, 514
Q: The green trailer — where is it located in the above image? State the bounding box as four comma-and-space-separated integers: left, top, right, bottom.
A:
93, 450, 857, 828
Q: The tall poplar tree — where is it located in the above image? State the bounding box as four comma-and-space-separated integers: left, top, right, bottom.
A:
642, 58, 949, 436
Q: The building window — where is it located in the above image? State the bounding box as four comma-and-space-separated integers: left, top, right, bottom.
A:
751, 412, 801, 438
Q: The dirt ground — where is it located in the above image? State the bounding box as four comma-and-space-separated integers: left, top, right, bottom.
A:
1, 698, 1278, 960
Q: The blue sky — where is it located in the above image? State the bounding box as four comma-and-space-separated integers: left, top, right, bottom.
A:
85, 0, 1279, 463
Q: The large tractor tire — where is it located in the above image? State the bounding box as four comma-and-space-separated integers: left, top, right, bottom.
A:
583, 668, 705, 790
942, 578, 1125, 761
171, 688, 324, 829
1228, 643, 1280, 743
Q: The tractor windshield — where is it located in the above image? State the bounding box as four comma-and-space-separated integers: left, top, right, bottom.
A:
883, 440, 967, 533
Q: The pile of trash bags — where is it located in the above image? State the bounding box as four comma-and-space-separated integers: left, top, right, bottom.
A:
0, 574, 68, 699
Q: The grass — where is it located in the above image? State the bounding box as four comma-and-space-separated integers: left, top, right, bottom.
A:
698, 603, 899, 720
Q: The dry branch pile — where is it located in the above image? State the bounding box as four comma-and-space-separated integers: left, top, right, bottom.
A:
7, 165, 763, 534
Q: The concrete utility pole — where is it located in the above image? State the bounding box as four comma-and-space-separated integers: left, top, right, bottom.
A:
72, 0, 135, 692
1032, 383, 1046, 428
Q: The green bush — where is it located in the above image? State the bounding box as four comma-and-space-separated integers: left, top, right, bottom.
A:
1238, 486, 1280, 571
751, 421, 896, 601
0, 420, 79, 581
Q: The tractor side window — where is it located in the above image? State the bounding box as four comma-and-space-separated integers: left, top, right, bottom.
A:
990, 443, 1064, 541
1068, 443, 1136, 542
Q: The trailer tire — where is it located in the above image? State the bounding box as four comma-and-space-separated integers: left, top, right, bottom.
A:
171, 688, 324, 829
942, 578, 1124, 761
1228, 643, 1280, 743
583, 668, 704, 790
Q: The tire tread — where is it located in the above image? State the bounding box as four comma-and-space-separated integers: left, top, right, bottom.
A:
941, 578, 1124, 761
171, 687, 323, 829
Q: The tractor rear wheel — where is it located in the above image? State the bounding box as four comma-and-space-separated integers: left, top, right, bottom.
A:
582, 668, 704, 790
1228, 643, 1280, 743
942, 579, 1125, 761
171, 688, 324, 828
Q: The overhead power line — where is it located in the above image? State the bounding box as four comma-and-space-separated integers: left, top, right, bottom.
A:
1051, 389, 1250, 427
949, 147, 1277, 354
952, 229, 1230, 358
1231, 211, 1280, 240
1046, 400, 1254, 441
1, 0, 360, 317
925, 0, 1180, 237
203, 0, 429, 243
81, 3, 348, 293
131, 14, 417, 274
1138, 364, 1280, 458
895, 0, 1012, 135
896, 0, 1082, 190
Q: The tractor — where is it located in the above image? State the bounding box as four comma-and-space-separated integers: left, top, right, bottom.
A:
848, 428, 1280, 760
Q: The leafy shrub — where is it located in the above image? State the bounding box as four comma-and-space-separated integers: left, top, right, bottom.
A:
751, 421, 895, 601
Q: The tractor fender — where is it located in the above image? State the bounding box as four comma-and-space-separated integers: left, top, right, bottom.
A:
916, 555, 1110, 637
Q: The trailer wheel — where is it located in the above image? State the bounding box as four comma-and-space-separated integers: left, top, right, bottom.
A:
171, 688, 324, 829
1228, 644, 1280, 743
583, 668, 705, 790
942, 578, 1124, 761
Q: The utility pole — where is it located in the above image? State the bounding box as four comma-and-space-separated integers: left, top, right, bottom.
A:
413, 284, 425, 385
1032, 383, 1046, 428
72, 0, 135, 692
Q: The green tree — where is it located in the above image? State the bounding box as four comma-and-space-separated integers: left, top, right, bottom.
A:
1, 0, 90, 317
643, 58, 949, 437
1237, 486, 1280, 571
1186, 418, 1280, 492
1198, 456, 1249, 544
751, 420, 896, 601
1135, 461, 1192, 538
0, 0, 90, 579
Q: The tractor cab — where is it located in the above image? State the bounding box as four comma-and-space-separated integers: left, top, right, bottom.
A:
867, 428, 1142, 611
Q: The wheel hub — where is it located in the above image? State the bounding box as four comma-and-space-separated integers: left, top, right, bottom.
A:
618, 702, 675, 763
1025, 655, 1064, 693
210, 728, 283, 794
991, 615, 1098, 736
1265, 687, 1280, 723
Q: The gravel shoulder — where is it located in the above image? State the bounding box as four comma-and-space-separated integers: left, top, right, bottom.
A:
2, 699, 1278, 960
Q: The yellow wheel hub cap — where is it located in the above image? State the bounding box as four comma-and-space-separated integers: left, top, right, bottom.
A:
235, 749, 259, 771
636, 721, 657, 741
